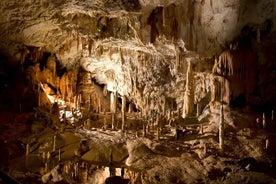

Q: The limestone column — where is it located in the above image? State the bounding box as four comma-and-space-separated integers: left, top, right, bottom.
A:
182, 59, 194, 118
121, 96, 126, 130
219, 105, 224, 150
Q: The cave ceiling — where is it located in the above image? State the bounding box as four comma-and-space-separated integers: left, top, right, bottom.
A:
0, 0, 276, 112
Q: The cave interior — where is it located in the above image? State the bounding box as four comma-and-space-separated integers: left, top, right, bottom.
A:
0, 0, 276, 183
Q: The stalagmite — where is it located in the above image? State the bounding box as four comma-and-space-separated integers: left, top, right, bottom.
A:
143, 124, 146, 137
121, 166, 125, 178
162, 96, 166, 116
53, 135, 56, 152
162, 6, 166, 27
265, 138, 269, 149
156, 115, 160, 140
174, 45, 180, 75
257, 28, 260, 43
47, 151, 51, 160
157, 125, 160, 140
38, 86, 41, 107
200, 124, 203, 135
98, 96, 101, 113
88, 39, 92, 56
74, 163, 78, 179
19, 102, 22, 113
146, 123, 150, 134
196, 104, 200, 117
256, 118, 260, 128
110, 92, 117, 130
262, 113, 266, 128
104, 111, 107, 129
128, 103, 133, 113
74, 96, 77, 108
174, 126, 178, 141
219, 105, 224, 150
203, 143, 207, 155
45, 162, 48, 172
88, 95, 91, 110
42, 152, 46, 163
109, 149, 115, 177
58, 149, 61, 161
121, 96, 126, 130
182, 59, 194, 118
26, 144, 30, 156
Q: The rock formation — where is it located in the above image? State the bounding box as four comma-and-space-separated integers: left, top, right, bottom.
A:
0, 0, 276, 183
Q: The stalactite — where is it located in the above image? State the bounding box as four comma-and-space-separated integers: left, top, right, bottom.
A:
147, 8, 160, 43
29, 47, 43, 63
20, 47, 29, 65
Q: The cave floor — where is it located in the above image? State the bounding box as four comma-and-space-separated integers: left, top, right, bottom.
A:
0, 111, 276, 184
